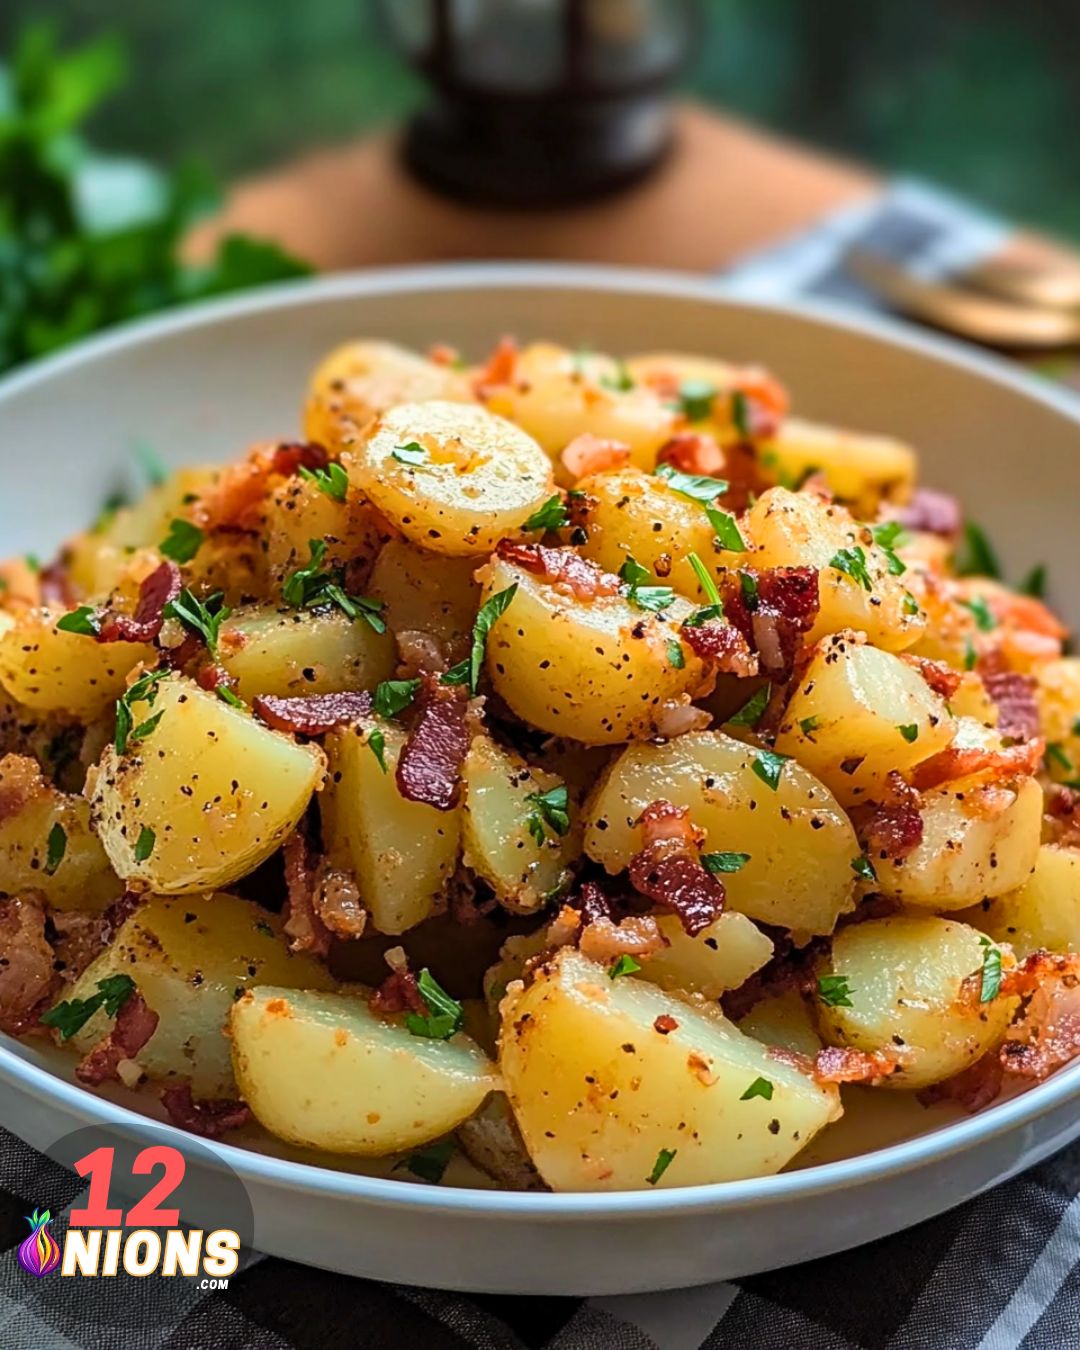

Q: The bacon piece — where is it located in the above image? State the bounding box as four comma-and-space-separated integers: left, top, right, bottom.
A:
160, 1083, 252, 1139
428, 343, 461, 368
919, 1051, 1006, 1114
681, 621, 758, 677
996, 593, 1067, 644
161, 631, 204, 672
559, 433, 632, 481
75, 991, 159, 1086
637, 799, 703, 848
315, 867, 367, 939
720, 567, 820, 680
628, 801, 726, 937
369, 968, 426, 1017
97, 560, 181, 644
253, 691, 372, 737
269, 442, 328, 477
395, 676, 469, 811
197, 442, 327, 533
578, 915, 668, 964
0, 894, 57, 1035
48, 909, 108, 984
853, 772, 924, 862
38, 558, 75, 610
731, 367, 789, 438
567, 879, 619, 928
495, 540, 621, 601
901, 654, 964, 701
1045, 784, 1080, 848
281, 831, 331, 958
472, 336, 518, 395
811, 1046, 900, 1084
100, 890, 144, 946
656, 432, 727, 477
654, 1014, 679, 1035
897, 488, 962, 539
981, 669, 1040, 742
909, 737, 1044, 792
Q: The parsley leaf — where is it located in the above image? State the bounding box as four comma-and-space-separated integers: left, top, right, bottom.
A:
405, 969, 464, 1040
608, 954, 642, 980
373, 678, 422, 720
114, 669, 169, 754
159, 519, 204, 565
870, 521, 908, 576
368, 729, 388, 774
166, 588, 231, 653
646, 1147, 677, 1185
401, 1139, 454, 1184
134, 825, 155, 863
599, 359, 634, 393
851, 855, 877, 882
817, 974, 855, 1008
216, 686, 244, 709
391, 442, 429, 467
686, 551, 724, 608
701, 851, 750, 874
525, 784, 570, 846
798, 715, 820, 736
654, 463, 729, 504
619, 556, 675, 613
956, 522, 1002, 579
978, 936, 1003, 1003
41, 974, 136, 1041
523, 495, 569, 532
44, 823, 66, 876
731, 389, 751, 438
299, 462, 349, 502
441, 585, 518, 694
740, 1076, 774, 1102
706, 505, 747, 553
56, 606, 100, 637
1047, 743, 1073, 773
751, 749, 790, 791
666, 639, 685, 669
739, 571, 759, 609
1020, 564, 1047, 599
678, 379, 716, 422
281, 540, 386, 633
903, 590, 922, 617
961, 596, 997, 633
898, 724, 919, 743
727, 683, 771, 727
829, 546, 873, 592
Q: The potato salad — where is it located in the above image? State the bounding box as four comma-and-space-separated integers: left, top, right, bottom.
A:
1, 335, 1078, 1191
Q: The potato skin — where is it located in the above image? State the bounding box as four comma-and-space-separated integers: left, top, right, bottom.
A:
812, 913, 1017, 1090
584, 731, 859, 935
231, 985, 498, 1155
481, 555, 713, 745
499, 947, 841, 1190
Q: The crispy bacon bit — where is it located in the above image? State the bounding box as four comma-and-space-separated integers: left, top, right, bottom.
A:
0, 894, 56, 1035
720, 567, 820, 679
628, 804, 726, 937
579, 914, 668, 964
897, 488, 963, 539
38, 558, 75, 610
919, 1052, 1005, 1114
97, 560, 182, 644
281, 831, 331, 958
161, 631, 204, 672
853, 772, 924, 861
681, 621, 758, 677
75, 991, 158, 1086
812, 1046, 900, 1084
195, 663, 234, 694
1045, 784, 1080, 848
909, 737, 1045, 793
731, 366, 789, 439
315, 868, 367, 939
495, 540, 621, 601
473, 336, 518, 395
369, 968, 426, 1017
48, 909, 108, 984
996, 593, 1068, 645
197, 441, 327, 533
428, 342, 461, 367
559, 433, 632, 481
654, 1014, 679, 1035
656, 432, 726, 477
567, 880, 618, 928
160, 1083, 252, 1139
269, 442, 329, 477
100, 891, 144, 946
981, 669, 1040, 742
638, 800, 704, 848
901, 655, 964, 701
253, 691, 372, 736
396, 675, 469, 811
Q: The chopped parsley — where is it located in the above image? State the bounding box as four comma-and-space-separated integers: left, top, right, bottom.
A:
92, 491, 128, 535
522, 494, 569, 532
654, 463, 729, 504
159, 519, 204, 565
666, 639, 685, 669
869, 521, 908, 576
739, 571, 759, 609
56, 606, 100, 637
751, 749, 790, 791
405, 970, 464, 1040
401, 1139, 454, 1184
898, 724, 919, 743
817, 974, 855, 1008
1046, 743, 1073, 773
956, 521, 1002, 579
391, 442, 429, 468
740, 1076, 774, 1102
373, 678, 422, 720
129, 709, 165, 745
608, 954, 642, 980
708, 505, 747, 553
114, 669, 170, 754
731, 389, 751, 439
701, 851, 750, 874
216, 686, 244, 709
678, 379, 716, 422
978, 936, 1003, 1003
41, 974, 135, 1041
441, 584, 518, 694
851, 855, 877, 883
798, 715, 820, 737
368, 729, 388, 774
963, 635, 978, 671
299, 461, 349, 502
646, 1147, 677, 1186
683, 551, 725, 625
960, 596, 997, 633
903, 591, 922, 617
1020, 564, 1047, 599
134, 826, 156, 863
599, 359, 634, 393
727, 683, 771, 727
619, 555, 675, 613
44, 823, 66, 876
829, 545, 873, 592
525, 784, 571, 847
166, 588, 231, 653
281, 540, 386, 633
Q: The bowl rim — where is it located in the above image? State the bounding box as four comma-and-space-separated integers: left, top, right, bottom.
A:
2, 258, 1079, 1219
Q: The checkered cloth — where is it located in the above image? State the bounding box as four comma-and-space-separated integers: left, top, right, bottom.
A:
3, 181, 1079, 1350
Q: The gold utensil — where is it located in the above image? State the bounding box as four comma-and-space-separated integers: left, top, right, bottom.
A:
958, 256, 1080, 311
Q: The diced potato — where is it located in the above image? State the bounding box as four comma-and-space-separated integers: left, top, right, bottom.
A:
321, 720, 461, 935
1032, 658, 1080, 781
575, 467, 737, 600
66, 894, 336, 1095
462, 734, 576, 912
480, 554, 712, 745
92, 467, 223, 556
774, 637, 954, 806
369, 539, 480, 666
870, 776, 1042, 910
483, 929, 551, 1020
260, 474, 394, 589
483, 342, 680, 473
737, 989, 824, 1059
624, 350, 740, 392
812, 913, 1017, 1090
760, 418, 916, 517
304, 340, 474, 451
231, 985, 498, 1154
0, 754, 118, 910
346, 402, 554, 557
584, 731, 859, 935
636, 912, 773, 999
746, 488, 925, 652
219, 606, 395, 702
500, 947, 841, 1190
0, 610, 155, 720
87, 676, 324, 894
962, 844, 1080, 956
949, 672, 1000, 728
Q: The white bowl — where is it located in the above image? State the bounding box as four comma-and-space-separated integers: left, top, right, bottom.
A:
2, 263, 1079, 1295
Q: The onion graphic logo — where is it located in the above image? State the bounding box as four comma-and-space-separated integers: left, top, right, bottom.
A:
17, 1208, 61, 1278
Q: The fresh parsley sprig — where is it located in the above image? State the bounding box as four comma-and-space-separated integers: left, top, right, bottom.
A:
619, 556, 675, 613
114, 669, 170, 754
166, 588, 231, 653
282, 540, 386, 633
405, 970, 464, 1041
373, 679, 422, 720
41, 974, 135, 1041
159, 519, 204, 565
299, 462, 349, 502
525, 784, 571, 847
829, 545, 873, 592
523, 495, 570, 532
441, 585, 518, 694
